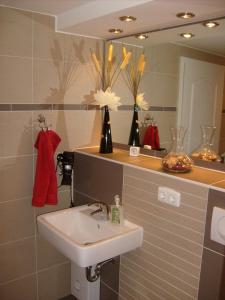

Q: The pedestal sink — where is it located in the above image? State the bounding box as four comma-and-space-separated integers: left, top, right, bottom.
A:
37, 204, 143, 300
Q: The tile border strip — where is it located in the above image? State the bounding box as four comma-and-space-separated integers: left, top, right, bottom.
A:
11, 104, 52, 111
0, 104, 11, 111
0, 104, 177, 112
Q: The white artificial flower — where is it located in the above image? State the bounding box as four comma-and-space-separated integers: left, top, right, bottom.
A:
136, 93, 149, 111
94, 88, 121, 111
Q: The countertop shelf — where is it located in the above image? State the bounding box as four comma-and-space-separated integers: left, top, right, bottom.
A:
75, 146, 225, 191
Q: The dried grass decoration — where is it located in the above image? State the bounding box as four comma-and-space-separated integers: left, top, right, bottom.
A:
123, 47, 149, 111
91, 43, 131, 111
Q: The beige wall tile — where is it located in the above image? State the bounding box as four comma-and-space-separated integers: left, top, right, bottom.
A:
0, 7, 32, 57
121, 264, 194, 300
63, 34, 103, 64
154, 111, 176, 148
139, 242, 200, 280
33, 110, 101, 151
0, 156, 33, 202
123, 185, 206, 223
147, 43, 179, 75
146, 229, 201, 266
0, 197, 34, 244
124, 165, 209, 198
124, 174, 207, 210
33, 58, 63, 103
36, 234, 68, 271
120, 271, 162, 300
120, 164, 209, 300
126, 207, 203, 255
0, 274, 37, 300
33, 13, 64, 60
142, 72, 178, 107
38, 263, 71, 300
62, 62, 97, 104
110, 111, 133, 144
0, 112, 33, 157
124, 251, 198, 298
119, 287, 137, 300
35, 190, 71, 217
113, 78, 133, 105
0, 237, 35, 283
51, 111, 101, 151
33, 30, 99, 104
0, 56, 32, 103
124, 199, 204, 244
121, 257, 194, 300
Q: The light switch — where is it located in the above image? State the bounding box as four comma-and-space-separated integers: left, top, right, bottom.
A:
158, 187, 180, 207
210, 206, 225, 245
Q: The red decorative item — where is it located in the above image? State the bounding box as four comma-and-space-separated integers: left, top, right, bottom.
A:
32, 130, 61, 207
143, 125, 160, 150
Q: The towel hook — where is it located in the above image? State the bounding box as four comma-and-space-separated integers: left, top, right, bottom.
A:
37, 114, 51, 130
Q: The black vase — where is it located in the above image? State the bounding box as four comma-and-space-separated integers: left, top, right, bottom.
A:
128, 104, 140, 146
99, 105, 113, 153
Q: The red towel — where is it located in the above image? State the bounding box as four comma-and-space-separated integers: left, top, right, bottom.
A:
143, 125, 160, 150
32, 130, 61, 207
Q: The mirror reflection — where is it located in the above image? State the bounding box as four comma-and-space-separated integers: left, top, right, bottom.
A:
108, 17, 225, 162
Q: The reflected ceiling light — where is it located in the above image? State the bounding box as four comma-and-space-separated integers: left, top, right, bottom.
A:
176, 12, 195, 19
202, 21, 219, 28
119, 16, 136, 22
135, 33, 148, 40
180, 32, 195, 39
108, 28, 123, 34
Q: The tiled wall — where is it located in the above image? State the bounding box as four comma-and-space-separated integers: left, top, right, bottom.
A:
73, 149, 225, 300
0, 6, 102, 300
120, 166, 209, 300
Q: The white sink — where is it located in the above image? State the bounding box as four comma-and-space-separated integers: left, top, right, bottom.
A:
37, 205, 143, 267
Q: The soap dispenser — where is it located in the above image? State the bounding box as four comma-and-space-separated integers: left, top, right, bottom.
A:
111, 195, 124, 225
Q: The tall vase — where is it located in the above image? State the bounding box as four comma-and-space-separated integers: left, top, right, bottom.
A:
99, 105, 113, 153
128, 104, 140, 146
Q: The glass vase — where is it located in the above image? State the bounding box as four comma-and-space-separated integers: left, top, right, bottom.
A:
162, 127, 193, 173
191, 126, 219, 161
128, 104, 140, 147
99, 105, 113, 153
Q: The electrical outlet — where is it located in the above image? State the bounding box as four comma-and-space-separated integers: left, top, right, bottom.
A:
158, 187, 180, 207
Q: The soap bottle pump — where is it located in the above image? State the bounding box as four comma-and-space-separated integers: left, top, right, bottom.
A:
111, 195, 124, 225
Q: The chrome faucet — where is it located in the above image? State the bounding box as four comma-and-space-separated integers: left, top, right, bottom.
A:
88, 201, 110, 219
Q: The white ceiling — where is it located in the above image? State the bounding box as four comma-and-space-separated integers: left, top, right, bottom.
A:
118, 17, 225, 57
0, 0, 225, 39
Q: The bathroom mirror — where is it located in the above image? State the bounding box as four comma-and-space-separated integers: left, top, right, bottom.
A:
107, 17, 225, 166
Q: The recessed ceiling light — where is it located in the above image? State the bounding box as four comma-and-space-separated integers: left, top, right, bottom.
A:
180, 32, 195, 39
119, 16, 136, 22
176, 12, 195, 19
135, 33, 148, 40
202, 21, 219, 28
108, 28, 123, 34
